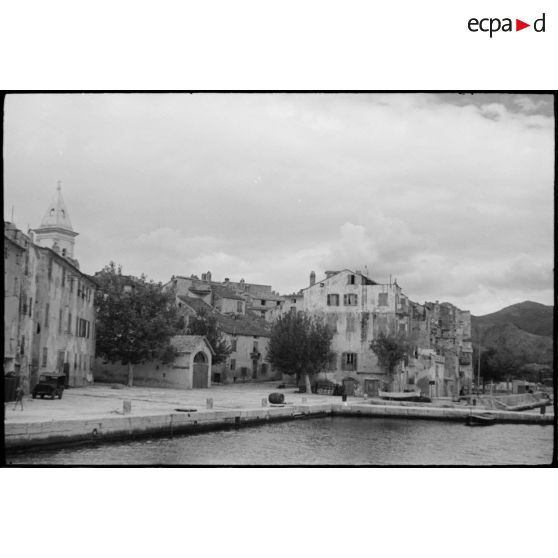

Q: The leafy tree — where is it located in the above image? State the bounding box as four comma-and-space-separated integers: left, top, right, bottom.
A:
266, 311, 333, 393
186, 309, 231, 365
370, 332, 410, 391
95, 262, 184, 387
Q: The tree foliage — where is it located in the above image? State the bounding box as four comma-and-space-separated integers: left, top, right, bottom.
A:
370, 332, 410, 389
266, 311, 333, 392
186, 309, 231, 365
94, 262, 185, 386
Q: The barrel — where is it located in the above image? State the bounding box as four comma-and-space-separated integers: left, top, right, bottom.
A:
268, 392, 285, 404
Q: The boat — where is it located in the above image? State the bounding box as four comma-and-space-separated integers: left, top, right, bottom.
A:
466, 413, 496, 426
379, 390, 422, 402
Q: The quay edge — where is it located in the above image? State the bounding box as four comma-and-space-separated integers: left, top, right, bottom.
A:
4, 402, 553, 453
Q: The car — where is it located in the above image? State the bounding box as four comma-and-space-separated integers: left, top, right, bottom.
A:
32, 373, 66, 399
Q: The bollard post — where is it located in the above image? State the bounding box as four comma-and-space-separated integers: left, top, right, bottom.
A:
301, 397, 307, 404
206, 398, 213, 409
261, 398, 268, 407
123, 400, 132, 414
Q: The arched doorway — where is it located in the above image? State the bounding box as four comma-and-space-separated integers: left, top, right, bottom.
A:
192, 351, 209, 388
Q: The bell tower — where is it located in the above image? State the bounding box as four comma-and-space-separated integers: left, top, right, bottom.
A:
33, 181, 80, 266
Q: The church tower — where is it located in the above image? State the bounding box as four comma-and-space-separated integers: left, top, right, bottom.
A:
33, 181, 80, 267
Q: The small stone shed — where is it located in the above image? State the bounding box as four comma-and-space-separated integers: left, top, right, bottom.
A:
93, 335, 215, 389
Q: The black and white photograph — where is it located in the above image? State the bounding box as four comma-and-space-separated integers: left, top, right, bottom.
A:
3, 92, 555, 465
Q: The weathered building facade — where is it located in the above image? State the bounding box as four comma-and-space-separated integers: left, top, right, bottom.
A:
163, 273, 281, 384
3, 185, 97, 391
274, 269, 474, 397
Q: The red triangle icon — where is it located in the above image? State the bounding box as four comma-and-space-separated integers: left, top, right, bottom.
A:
516, 19, 530, 31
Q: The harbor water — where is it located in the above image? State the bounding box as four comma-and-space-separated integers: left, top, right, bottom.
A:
8, 416, 554, 465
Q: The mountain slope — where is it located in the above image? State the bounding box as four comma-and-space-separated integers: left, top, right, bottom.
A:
471, 301, 553, 366
472, 301, 553, 337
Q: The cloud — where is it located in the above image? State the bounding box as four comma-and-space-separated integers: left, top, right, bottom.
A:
3, 93, 554, 314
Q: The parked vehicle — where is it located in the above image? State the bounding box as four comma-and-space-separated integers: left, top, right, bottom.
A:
32, 373, 65, 399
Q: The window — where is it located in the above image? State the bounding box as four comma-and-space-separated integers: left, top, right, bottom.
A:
59, 309, 63, 333
42, 347, 48, 367
15, 252, 21, 266
348, 274, 356, 285
327, 294, 340, 306
291, 298, 297, 303
328, 352, 337, 370
20, 336, 25, 355
29, 297, 33, 317
44, 303, 50, 328
47, 256, 53, 280
230, 358, 236, 371
68, 312, 72, 334
260, 299, 266, 306
276, 301, 281, 306
378, 293, 388, 306
343, 294, 358, 306
62, 269, 66, 287
74, 353, 78, 370
237, 301, 243, 313
62, 248, 66, 256
231, 337, 237, 352
70, 278, 73, 293
342, 352, 358, 371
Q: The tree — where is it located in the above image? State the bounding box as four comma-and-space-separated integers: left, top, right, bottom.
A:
95, 262, 184, 387
370, 332, 410, 391
266, 311, 333, 393
186, 309, 231, 365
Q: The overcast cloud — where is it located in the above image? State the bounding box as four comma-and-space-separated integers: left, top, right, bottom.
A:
3, 93, 554, 315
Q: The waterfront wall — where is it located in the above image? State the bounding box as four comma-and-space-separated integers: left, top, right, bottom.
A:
4, 402, 552, 452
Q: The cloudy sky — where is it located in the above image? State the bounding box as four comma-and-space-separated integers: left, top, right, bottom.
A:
3, 93, 554, 315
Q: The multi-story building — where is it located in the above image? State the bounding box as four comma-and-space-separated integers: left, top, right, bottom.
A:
163, 273, 280, 383
3, 185, 97, 391
276, 269, 474, 397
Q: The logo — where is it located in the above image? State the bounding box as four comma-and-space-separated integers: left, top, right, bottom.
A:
468, 13, 546, 37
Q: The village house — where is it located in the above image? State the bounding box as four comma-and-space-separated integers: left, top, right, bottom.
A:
163, 273, 281, 384
3, 185, 97, 391
274, 269, 474, 398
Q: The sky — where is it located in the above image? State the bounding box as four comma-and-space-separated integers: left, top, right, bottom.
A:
3, 93, 554, 315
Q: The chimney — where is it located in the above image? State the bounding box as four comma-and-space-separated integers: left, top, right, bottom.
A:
224, 278, 230, 285
309, 271, 316, 286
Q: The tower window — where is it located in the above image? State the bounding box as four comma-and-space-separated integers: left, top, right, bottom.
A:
62, 248, 66, 256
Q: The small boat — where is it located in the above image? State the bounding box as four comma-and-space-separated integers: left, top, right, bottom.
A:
379, 390, 422, 401
466, 413, 496, 426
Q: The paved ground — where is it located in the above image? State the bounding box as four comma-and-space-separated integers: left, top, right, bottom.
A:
4, 382, 339, 424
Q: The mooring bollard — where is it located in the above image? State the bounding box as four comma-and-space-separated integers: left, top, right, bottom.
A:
123, 400, 132, 414
261, 398, 268, 407
206, 398, 213, 409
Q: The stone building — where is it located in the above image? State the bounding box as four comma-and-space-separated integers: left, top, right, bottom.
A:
276, 269, 474, 397
163, 273, 281, 384
3, 184, 97, 391
93, 335, 214, 389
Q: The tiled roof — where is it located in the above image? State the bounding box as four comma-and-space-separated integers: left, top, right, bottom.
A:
210, 283, 244, 301
178, 295, 270, 337
171, 335, 215, 355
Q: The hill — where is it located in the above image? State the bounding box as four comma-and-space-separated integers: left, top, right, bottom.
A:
472, 300, 553, 337
471, 301, 553, 366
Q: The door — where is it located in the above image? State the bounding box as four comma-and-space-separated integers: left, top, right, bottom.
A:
343, 379, 355, 396
364, 379, 379, 396
192, 352, 208, 388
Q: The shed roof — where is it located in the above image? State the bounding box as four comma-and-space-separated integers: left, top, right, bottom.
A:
171, 335, 215, 355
